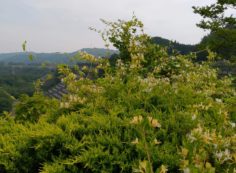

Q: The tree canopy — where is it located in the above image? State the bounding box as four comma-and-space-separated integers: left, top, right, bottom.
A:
193, 0, 236, 31
193, 0, 236, 61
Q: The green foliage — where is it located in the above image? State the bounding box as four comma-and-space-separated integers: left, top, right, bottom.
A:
0, 88, 14, 114
22, 40, 27, 52
198, 28, 236, 61
193, 0, 236, 31
0, 65, 52, 113
194, 1, 236, 62
0, 65, 51, 97
151, 37, 196, 55
14, 94, 59, 123
0, 17, 235, 173
94, 15, 167, 71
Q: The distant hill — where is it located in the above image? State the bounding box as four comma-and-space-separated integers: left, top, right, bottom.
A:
0, 52, 72, 64
80, 48, 118, 57
0, 38, 197, 65
152, 37, 197, 55
0, 48, 118, 65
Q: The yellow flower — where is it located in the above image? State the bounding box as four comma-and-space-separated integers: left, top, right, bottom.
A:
159, 165, 168, 173
148, 116, 161, 128
139, 160, 147, 173
180, 160, 189, 169
130, 116, 143, 124
205, 162, 212, 169
60, 102, 70, 108
131, 138, 139, 144
232, 153, 236, 162
147, 116, 152, 122
183, 167, 190, 173
153, 138, 161, 145
181, 148, 189, 158
82, 65, 88, 71
152, 119, 161, 128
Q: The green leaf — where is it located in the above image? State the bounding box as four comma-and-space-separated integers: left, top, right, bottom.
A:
22, 40, 27, 52
28, 54, 34, 61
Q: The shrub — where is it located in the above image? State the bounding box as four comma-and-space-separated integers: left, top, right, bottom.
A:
0, 17, 235, 173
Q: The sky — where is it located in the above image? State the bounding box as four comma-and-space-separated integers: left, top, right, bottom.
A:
0, 0, 216, 53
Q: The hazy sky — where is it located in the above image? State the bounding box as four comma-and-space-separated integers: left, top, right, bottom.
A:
0, 0, 216, 53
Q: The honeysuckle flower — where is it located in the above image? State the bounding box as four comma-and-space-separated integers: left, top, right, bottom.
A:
213, 143, 218, 149
192, 114, 197, 120
64, 102, 69, 108
187, 133, 197, 143
131, 138, 139, 144
159, 165, 168, 173
215, 98, 222, 103
60, 102, 64, 108
60, 102, 70, 108
202, 131, 212, 144
139, 160, 147, 172
205, 162, 212, 169
183, 167, 190, 173
147, 116, 152, 122
130, 116, 143, 124
148, 116, 161, 128
215, 149, 232, 163
229, 122, 236, 128
82, 66, 88, 71
153, 138, 161, 145
152, 119, 161, 128
181, 148, 189, 158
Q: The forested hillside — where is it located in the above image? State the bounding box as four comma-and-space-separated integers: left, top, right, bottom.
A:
0, 65, 53, 113
152, 37, 196, 55
0, 88, 14, 113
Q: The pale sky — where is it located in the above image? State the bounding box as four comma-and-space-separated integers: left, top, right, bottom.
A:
0, 0, 216, 53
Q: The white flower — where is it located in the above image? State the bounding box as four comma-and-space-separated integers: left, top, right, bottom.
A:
215, 149, 231, 163
187, 134, 197, 143
215, 151, 223, 160
229, 122, 236, 128
130, 116, 143, 124
224, 149, 230, 158
153, 138, 161, 145
192, 114, 196, 120
183, 168, 190, 173
215, 98, 222, 103
148, 116, 161, 128
213, 144, 218, 149
159, 165, 168, 173
131, 138, 139, 144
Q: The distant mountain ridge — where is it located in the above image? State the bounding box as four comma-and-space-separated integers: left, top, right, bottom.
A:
0, 37, 196, 64
0, 48, 118, 65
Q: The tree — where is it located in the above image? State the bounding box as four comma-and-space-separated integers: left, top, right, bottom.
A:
193, 0, 236, 31
92, 15, 168, 72
198, 27, 236, 60
193, 1, 236, 61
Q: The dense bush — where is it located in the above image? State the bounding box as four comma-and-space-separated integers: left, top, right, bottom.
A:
0, 17, 235, 173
